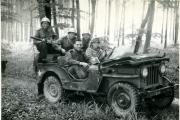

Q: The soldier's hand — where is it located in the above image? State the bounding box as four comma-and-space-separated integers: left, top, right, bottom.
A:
80, 62, 89, 67
42, 39, 46, 42
61, 48, 66, 54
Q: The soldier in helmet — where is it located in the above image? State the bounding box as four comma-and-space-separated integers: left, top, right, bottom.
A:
34, 17, 58, 62
81, 32, 91, 52
86, 38, 106, 63
55, 28, 78, 55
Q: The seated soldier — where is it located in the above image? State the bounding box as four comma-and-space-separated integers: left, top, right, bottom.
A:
34, 17, 59, 63
65, 40, 89, 79
82, 32, 91, 52
86, 38, 106, 63
54, 28, 78, 55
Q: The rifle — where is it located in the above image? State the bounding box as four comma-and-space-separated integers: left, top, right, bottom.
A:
30, 36, 43, 41
30, 36, 58, 45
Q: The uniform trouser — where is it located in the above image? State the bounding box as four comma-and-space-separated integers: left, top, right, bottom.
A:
35, 42, 61, 62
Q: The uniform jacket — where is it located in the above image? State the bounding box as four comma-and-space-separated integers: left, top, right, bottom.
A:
57, 36, 77, 51
65, 49, 89, 65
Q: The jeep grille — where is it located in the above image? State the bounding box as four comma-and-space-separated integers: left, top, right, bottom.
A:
144, 66, 159, 86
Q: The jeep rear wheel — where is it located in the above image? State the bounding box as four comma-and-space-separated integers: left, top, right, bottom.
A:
107, 83, 139, 117
43, 75, 63, 103
150, 88, 174, 108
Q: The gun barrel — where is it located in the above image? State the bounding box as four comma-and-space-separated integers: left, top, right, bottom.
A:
30, 36, 42, 41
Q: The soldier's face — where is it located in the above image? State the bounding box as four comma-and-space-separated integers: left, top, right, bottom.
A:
68, 32, 76, 40
74, 41, 82, 51
92, 42, 99, 50
82, 34, 91, 40
42, 22, 49, 29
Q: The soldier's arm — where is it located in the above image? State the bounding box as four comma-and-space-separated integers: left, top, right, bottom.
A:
33, 30, 41, 45
65, 51, 80, 65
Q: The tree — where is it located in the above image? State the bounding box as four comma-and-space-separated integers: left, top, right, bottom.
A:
122, 0, 126, 45
71, 0, 75, 27
161, 6, 165, 44
37, 0, 51, 21
90, 0, 96, 35
134, 0, 153, 53
76, 0, 80, 38
107, 0, 112, 36
174, 1, 179, 45
164, 7, 169, 48
143, 0, 155, 53
52, 0, 59, 38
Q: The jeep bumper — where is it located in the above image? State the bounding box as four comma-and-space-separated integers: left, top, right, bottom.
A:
141, 84, 179, 98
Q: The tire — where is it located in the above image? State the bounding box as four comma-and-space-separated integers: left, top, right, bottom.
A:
43, 75, 63, 103
107, 83, 139, 117
149, 88, 174, 108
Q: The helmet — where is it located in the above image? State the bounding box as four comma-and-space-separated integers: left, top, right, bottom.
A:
82, 32, 91, 36
68, 28, 77, 34
41, 17, 50, 23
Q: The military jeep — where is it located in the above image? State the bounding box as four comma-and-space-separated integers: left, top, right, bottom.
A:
35, 53, 178, 117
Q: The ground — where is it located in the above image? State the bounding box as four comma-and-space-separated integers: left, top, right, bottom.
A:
1, 42, 179, 120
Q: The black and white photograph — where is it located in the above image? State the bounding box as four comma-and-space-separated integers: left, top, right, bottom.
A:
1, 0, 179, 119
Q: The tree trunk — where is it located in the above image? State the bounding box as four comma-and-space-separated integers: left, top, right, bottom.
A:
174, 2, 179, 45
30, 10, 33, 42
37, 0, 51, 22
164, 8, 169, 48
90, 0, 96, 35
76, 0, 80, 38
107, 0, 111, 36
143, 0, 155, 53
71, 0, 75, 27
141, 0, 145, 21
118, 5, 124, 47
52, 0, 59, 38
122, 0, 126, 46
134, 1, 152, 53
161, 7, 165, 44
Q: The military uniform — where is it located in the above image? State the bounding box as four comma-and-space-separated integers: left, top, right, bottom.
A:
65, 49, 89, 79
34, 27, 58, 62
56, 36, 77, 52
85, 47, 106, 62
65, 49, 88, 65
82, 38, 91, 51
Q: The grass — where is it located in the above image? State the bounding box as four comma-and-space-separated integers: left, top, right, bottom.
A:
1, 42, 179, 120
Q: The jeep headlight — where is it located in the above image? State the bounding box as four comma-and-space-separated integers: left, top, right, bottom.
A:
141, 67, 148, 77
160, 64, 166, 73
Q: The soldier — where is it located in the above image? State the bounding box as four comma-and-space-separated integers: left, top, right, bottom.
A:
65, 40, 89, 79
82, 32, 91, 51
55, 28, 78, 55
85, 38, 106, 63
34, 17, 58, 62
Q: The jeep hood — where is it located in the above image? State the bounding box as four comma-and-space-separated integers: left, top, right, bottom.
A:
102, 53, 169, 67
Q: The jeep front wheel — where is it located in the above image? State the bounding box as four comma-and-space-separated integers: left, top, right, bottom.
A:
43, 75, 63, 103
107, 83, 139, 117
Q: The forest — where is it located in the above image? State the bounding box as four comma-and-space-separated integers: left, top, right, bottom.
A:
1, 0, 179, 120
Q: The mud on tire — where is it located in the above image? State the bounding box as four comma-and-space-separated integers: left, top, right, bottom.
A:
43, 75, 63, 103
107, 83, 140, 117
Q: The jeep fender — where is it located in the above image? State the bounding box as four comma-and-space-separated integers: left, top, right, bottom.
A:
37, 66, 72, 95
97, 75, 140, 94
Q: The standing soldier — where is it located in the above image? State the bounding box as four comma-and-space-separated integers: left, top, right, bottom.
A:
81, 32, 91, 52
34, 17, 58, 63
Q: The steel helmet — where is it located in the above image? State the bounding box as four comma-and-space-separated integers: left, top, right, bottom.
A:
82, 31, 91, 36
41, 17, 50, 24
68, 28, 77, 34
